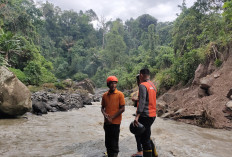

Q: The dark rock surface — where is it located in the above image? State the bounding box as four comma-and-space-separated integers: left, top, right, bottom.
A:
31, 91, 88, 115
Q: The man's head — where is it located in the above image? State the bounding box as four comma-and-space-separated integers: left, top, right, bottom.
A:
139, 68, 150, 82
106, 76, 118, 91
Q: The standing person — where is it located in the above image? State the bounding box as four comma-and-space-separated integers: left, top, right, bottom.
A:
101, 76, 125, 157
134, 69, 157, 157
131, 74, 143, 157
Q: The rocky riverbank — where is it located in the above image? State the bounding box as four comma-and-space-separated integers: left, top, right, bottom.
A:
31, 88, 107, 115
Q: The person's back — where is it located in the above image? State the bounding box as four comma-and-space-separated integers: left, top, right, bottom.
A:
134, 69, 157, 157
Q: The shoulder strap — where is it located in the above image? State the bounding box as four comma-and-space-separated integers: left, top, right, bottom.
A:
147, 81, 157, 93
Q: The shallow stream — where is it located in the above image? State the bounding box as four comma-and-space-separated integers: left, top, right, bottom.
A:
0, 103, 232, 157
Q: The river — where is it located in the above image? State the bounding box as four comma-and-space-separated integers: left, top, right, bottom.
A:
0, 103, 232, 157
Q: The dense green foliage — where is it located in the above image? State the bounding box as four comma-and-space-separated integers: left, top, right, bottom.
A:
0, 0, 231, 91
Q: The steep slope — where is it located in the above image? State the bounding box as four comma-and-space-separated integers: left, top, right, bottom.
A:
157, 52, 232, 129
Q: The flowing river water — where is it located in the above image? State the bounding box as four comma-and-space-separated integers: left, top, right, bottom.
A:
0, 103, 232, 157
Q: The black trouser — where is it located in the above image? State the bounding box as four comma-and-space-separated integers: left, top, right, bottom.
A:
135, 134, 143, 152
104, 123, 120, 155
138, 116, 155, 151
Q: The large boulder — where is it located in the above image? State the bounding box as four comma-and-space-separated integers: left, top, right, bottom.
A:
192, 64, 207, 85
73, 79, 95, 94
0, 66, 32, 117
200, 75, 214, 89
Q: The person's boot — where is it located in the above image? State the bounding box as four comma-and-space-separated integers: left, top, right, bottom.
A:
150, 140, 158, 157
108, 152, 118, 157
143, 150, 152, 157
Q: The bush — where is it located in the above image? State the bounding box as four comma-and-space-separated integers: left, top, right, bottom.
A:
172, 49, 203, 84
0, 54, 8, 66
41, 67, 57, 83
24, 61, 42, 85
9, 68, 27, 84
155, 69, 175, 91
72, 72, 88, 81
54, 82, 65, 89
214, 59, 222, 67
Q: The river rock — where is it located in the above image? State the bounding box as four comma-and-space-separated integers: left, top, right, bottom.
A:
32, 101, 47, 115
93, 88, 108, 102
0, 66, 32, 117
31, 91, 85, 115
73, 79, 95, 94
81, 93, 93, 105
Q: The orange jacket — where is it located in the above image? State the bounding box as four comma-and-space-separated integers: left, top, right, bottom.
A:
137, 80, 157, 117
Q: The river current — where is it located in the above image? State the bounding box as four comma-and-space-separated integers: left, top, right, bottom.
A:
0, 103, 232, 157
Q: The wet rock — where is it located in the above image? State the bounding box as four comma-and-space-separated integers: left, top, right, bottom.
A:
162, 93, 177, 104
82, 93, 93, 105
65, 94, 84, 108
0, 66, 32, 117
32, 101, 47, 115
31, 91, 85, 115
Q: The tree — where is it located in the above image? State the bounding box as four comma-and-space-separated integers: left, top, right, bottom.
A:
0, 29, 21, 61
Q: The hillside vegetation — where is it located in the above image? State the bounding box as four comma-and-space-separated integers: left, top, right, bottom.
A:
0, 0, 231, 92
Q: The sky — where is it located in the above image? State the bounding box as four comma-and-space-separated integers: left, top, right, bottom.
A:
36, 0, 196, 22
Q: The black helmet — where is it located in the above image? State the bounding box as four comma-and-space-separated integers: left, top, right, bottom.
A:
129, 121, 145, 135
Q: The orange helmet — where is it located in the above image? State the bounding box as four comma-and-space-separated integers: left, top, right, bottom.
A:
106, 76, 118, 83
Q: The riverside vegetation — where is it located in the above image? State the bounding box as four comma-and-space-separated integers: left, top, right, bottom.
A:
1, 0, 232, 128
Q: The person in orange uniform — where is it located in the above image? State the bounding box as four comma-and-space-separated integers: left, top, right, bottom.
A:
134, 69, 157, 157
101, 76, 125, 157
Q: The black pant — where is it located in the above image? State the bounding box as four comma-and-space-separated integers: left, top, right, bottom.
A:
138, 116, 155, 150
135, 134, 143, 152
104, 123, 120, 154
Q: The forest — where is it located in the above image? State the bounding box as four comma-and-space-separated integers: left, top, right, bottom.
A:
0, 0, 231, 92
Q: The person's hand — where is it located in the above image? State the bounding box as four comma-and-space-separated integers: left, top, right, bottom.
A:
105, 115, 112, 124
133, 116, 139, 127
103, 113, 109, 119
107, 116, 113, 123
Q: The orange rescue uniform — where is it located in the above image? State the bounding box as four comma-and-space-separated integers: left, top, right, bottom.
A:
101, 89, 125, 124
